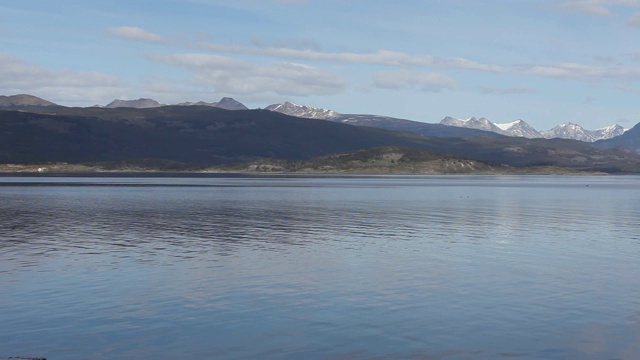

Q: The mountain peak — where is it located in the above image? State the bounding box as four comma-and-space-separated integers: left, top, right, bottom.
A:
0, 94, 58, 107
215, 97, 248, 110
176, 97, 248, 110
540, 122, 624, 142
105, 98, 162, 108
442, 116, 545, 138
266, 101, 340, 120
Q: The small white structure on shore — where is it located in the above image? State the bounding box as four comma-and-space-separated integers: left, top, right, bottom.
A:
37, 167, 46, 173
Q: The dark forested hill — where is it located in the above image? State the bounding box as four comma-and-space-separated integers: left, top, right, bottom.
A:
0, 106, 432, 165
1, 106, 640, 173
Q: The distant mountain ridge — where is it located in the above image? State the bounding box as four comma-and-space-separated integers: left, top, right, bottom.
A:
438, 116, 625, 142
0, 93, 634, 145
2, 94, 640, 172
541, 123, 627, 142
264, 100, 626, 142
103, 96, 248, 110
265, 101, 340, 119
440, 116, 507, 134
2, 105, 640, 173
177, 97, 248, 110
0, 94, 58, 107
105, 98, 162, 109
266, 101, 503, 139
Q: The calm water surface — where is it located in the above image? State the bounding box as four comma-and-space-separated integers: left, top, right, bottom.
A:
1, 175, 639, 359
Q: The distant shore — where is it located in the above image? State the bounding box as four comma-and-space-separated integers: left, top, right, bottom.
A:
0, 163, 611, 176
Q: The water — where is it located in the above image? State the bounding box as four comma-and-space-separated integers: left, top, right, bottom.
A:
1, 175, 639, 360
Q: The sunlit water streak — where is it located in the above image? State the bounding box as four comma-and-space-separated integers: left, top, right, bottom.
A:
1, 175, 639, 359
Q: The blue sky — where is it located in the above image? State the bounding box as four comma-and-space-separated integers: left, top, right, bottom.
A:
1, 0, 640, 130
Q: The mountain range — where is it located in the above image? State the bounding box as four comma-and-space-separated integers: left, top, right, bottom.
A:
102, 96, 248, 111
1, 94, 639, 173
439, 116, 626, 142
6, 94, 625, 143
264, 101, 627, 142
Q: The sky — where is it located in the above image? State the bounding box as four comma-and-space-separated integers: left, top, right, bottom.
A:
2, 0, 640, 130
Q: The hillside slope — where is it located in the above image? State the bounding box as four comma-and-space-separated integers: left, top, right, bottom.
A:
1, 106, 639, 173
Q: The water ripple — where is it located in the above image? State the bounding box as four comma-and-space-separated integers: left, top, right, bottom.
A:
1, 175, 640, 359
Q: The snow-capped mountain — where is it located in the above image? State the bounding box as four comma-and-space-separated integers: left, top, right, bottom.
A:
265, 101, 340, 119
541, 123, 626, 142
178, 97, 248, 110
541, 123, 593, 142
440, 116, 508, 135
495, 119, 542, 138
592, 124, 627, 140
440, 116, 625, 142
265, 100, 627, 142
105, 98, 162, 108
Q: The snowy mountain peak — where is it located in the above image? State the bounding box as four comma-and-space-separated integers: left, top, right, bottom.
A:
594, 124, 627, 139
542, 122, 626, 142
496, 119, 523, 131
440, 116, 623, 141
495, 119, 542, 138
265, 101, 340, 119
541, 123, 592, 141
439, 116, 505, 134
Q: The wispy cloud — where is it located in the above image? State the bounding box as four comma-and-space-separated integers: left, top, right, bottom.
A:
112, 26, 640, 94
525, 62, 640, 81
480, 86, 536, 95
196, 41, 509, 73
628, 12, 640, 26
372, 70, 457, 92
149, 53, 346, 98
556, 0, 640, 16
197, 40, 640, 85
108, 26, 166, 43
0, 54, 125, 104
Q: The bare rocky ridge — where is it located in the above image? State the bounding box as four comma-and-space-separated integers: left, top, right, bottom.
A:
177, 97, 248, 110
0, 94, 57, 107
105, 98, 162, 108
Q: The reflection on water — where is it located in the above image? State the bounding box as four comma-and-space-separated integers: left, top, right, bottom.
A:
1, 175, 640, 359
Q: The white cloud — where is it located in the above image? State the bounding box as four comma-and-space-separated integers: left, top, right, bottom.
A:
372, 70, 457, 92
556, 0, 640, 16
628, 12, 640, 26
108, 26, 166, 43
114, 26, 640, 87
149, 53, 346, 97
197, 39, 640, 86
526, 62, 640, 80
196, 41, 510, 73
0, 54, 126, 104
